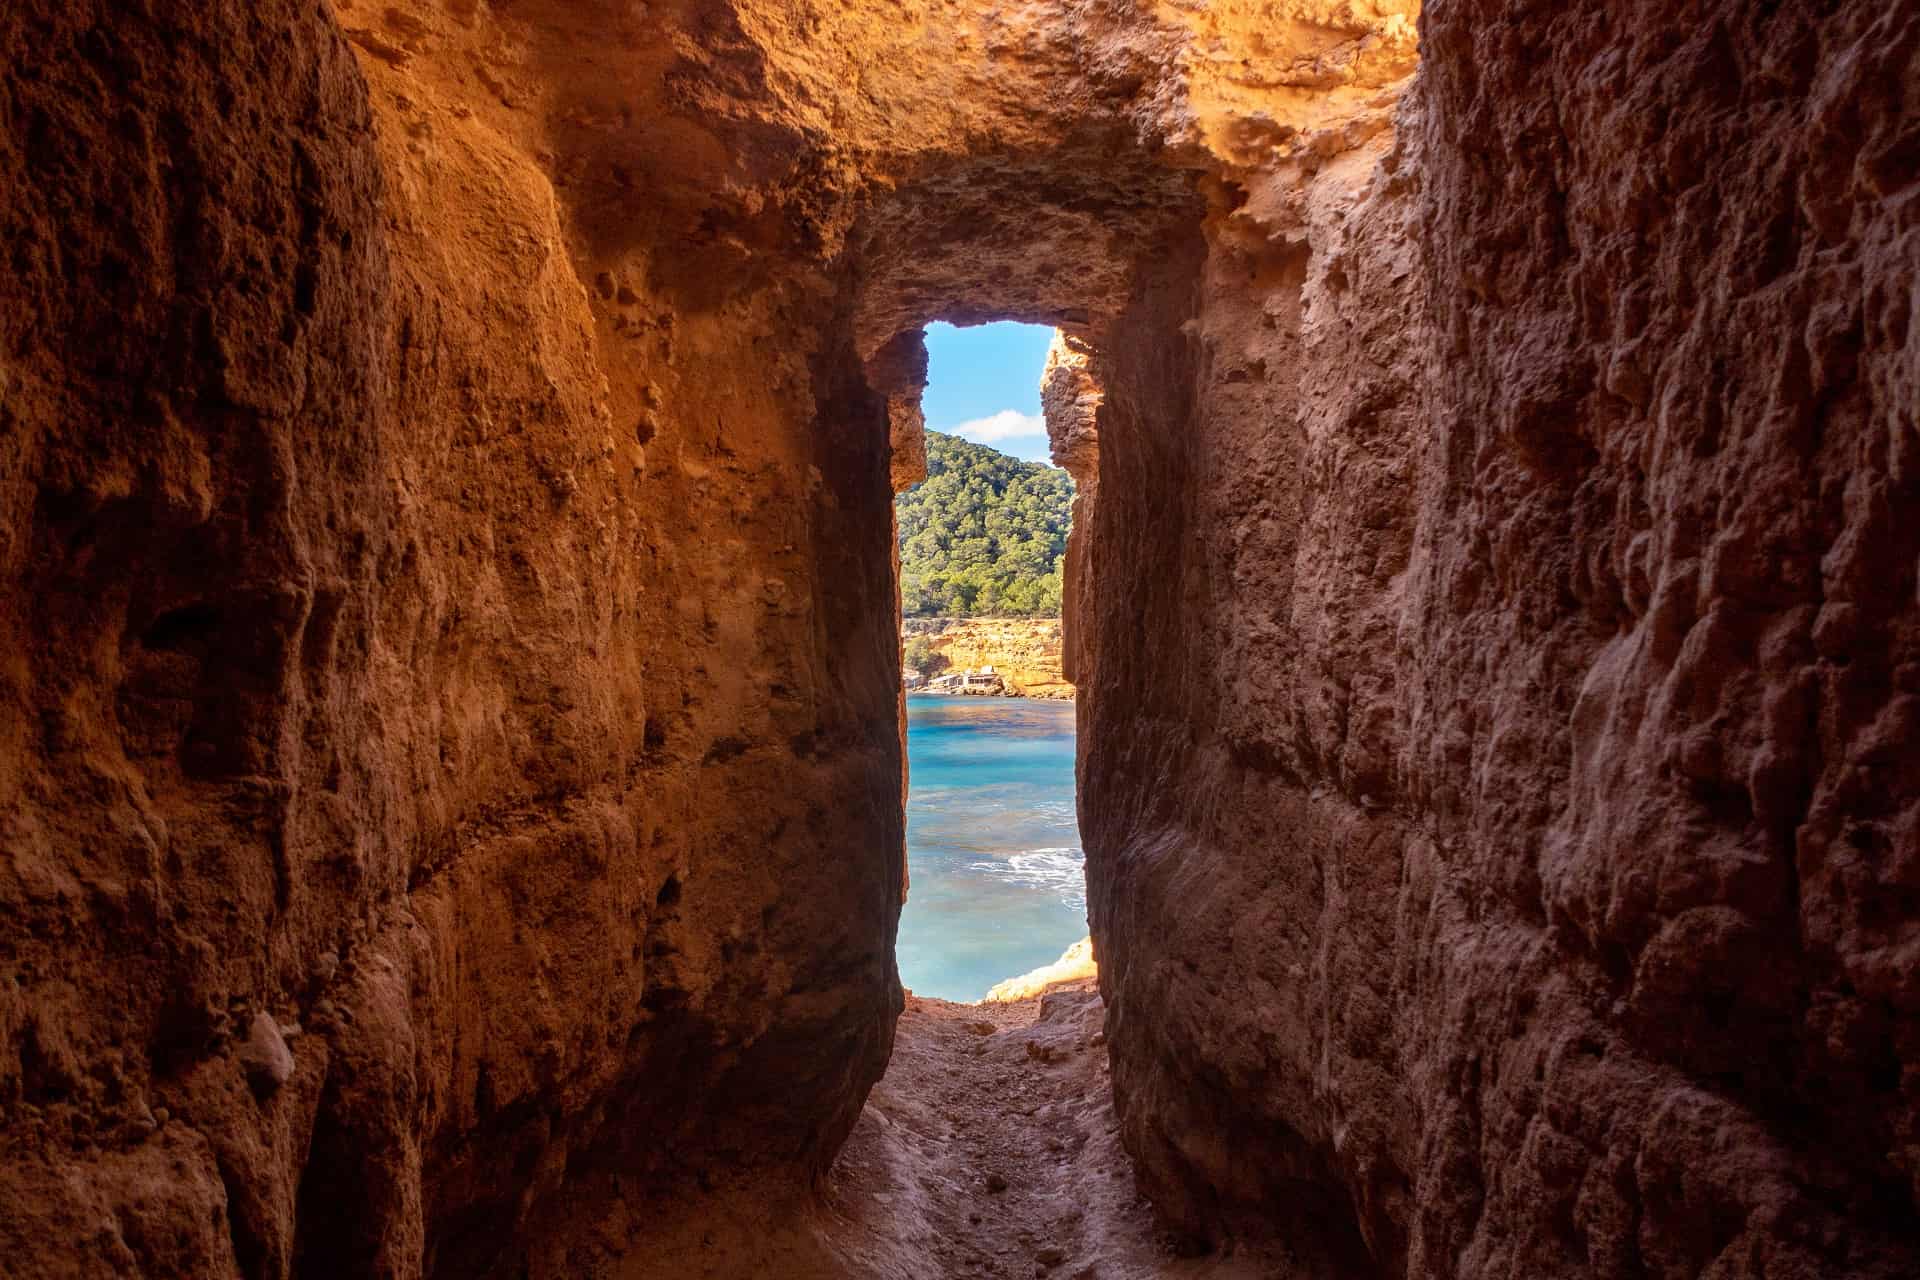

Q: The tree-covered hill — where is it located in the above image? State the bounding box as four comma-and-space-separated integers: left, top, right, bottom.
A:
896, 430, 1073, 617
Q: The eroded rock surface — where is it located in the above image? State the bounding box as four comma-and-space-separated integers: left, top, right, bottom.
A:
1070, 3, 1920, 1277
1, 0, 1913, 1276
2, 1, 908, 1274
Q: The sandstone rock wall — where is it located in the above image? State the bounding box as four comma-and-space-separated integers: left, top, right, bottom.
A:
2, 2, 907, 1275
1, 5, 398, 1272
1072, 2, 1920, 1276
0, 0, 1241, 1269
2, 0, 1914, 1276
1071, 142, 1420, 1270
1042, 330, 1102, 690
906, 618, 1072, 699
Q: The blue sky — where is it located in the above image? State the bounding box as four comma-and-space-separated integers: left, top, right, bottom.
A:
921, 321, 1057, 464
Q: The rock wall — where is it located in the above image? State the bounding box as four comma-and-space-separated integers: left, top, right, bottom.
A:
2, 0, 1914, 1276
905, 618, 1072, 699
1, 2, 906, 1275
0, 0, 1234, 1271
1073, 2, 1920, 1276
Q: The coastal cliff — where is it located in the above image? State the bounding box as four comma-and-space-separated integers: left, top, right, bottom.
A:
904, 617, 1073, 700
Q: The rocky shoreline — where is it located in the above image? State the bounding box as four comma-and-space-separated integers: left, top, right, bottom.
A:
901, 616, 1073, 699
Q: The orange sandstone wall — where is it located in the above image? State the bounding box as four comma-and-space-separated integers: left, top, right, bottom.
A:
0, 0, 1215, 1271
0, 2, 904, 1275
1073, 3, 1920, 1276
2, 0, 1915, 1277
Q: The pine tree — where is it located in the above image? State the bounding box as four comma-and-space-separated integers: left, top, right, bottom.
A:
895, 431, 1073, 617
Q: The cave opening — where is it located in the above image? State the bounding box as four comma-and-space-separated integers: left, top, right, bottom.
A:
893, 320, 1089, 1003
12, 1, 1918, 1277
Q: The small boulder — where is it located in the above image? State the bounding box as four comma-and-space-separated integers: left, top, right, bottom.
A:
239, 1012, 294, 1094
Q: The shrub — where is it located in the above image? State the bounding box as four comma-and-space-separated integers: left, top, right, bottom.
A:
902, 634, 948, 675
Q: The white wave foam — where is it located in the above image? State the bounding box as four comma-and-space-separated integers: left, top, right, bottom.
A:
966, 847, 1087, 912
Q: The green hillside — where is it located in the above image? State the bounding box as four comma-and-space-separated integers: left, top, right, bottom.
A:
896, 431, 1073, 617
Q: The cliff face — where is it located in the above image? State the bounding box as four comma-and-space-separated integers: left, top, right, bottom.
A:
1, 0, 1914, 1277
906, 618, 1072, 699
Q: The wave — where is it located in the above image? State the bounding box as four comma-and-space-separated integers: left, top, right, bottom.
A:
965, 847, 1087, 912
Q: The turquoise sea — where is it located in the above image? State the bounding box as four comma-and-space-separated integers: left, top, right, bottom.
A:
896, 695, 1088, 1002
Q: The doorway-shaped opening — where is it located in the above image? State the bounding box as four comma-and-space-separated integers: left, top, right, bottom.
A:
893, 321, 1089, 1002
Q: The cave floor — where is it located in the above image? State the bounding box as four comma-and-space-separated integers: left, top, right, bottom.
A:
599, 984, 1312, 1278
816, 982, 1268, 1279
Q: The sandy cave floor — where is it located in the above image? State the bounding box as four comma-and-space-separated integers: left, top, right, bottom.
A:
601, 985, 1318, 1279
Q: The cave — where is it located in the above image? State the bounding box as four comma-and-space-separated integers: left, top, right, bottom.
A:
1, 1, 1915, 1278
893, 319, 1081, 1003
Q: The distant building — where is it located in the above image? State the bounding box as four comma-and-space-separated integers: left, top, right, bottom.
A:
926, 668, 1006, 696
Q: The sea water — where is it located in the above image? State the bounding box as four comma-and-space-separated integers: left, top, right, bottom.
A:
897, 694, 1088, 1002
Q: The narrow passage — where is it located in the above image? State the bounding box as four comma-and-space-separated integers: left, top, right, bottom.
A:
816, 982, 1319, 1279
595, 968, 1339, 1278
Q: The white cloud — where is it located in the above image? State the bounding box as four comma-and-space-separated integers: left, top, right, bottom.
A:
948, 409, 1045, 443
